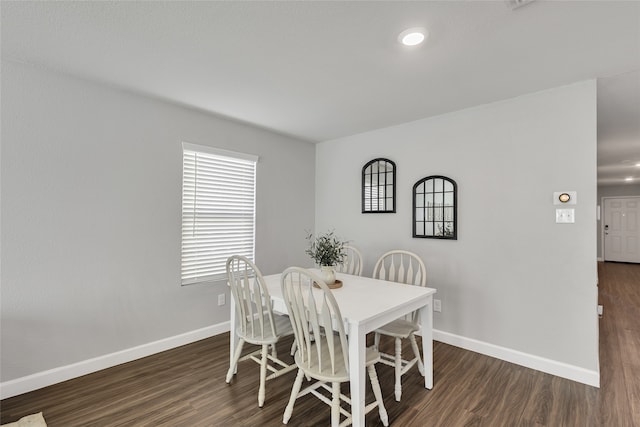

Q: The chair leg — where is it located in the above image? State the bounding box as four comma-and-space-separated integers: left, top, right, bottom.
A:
271, 342, 278, 359
374, 332, 381, 351
283, 369, 305, 424
394, 337, 402, 401
409, 334, 425, 376
258, 344, 268, 407
367, 364, 389, 426
290, 340, 297, 356
331, 382, 341, 427
226, 339, 245, 383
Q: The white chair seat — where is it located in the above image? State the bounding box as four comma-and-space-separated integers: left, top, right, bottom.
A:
295, 342, 380, 383
375, 318, 419, 339
237, 313, 293, 344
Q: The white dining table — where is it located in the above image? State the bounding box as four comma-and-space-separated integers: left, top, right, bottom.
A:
229, 270, 437, 427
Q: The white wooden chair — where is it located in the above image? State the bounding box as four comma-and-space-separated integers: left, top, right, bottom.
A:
335, 245, 364, 276
289, 244, 364, 357
292, 244, 361, 356
372, 250, 427, 402
225, 256, 296, 407
281, 267, 388, 427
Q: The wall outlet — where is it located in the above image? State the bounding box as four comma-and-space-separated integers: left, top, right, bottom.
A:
598, 304, 603, 317
434, 299, 442, 313
218, 294, 226, 306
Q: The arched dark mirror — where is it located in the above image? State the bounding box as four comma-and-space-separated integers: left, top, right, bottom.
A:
362, 158, 396, 213
413, 176, 457, 239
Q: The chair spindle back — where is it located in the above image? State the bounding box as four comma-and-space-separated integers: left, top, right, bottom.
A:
373, 250, 426, 287
373, 250, 427, 323
336, 245, 364, 276
227, 255, 277, 341
281, 267, 349, 376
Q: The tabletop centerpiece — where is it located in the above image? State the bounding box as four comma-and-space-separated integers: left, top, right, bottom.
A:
305, 230, 347, 287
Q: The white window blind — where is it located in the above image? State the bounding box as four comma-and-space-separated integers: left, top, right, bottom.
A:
181, 143, 258, 285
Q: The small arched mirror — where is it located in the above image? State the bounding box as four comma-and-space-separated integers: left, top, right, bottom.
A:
413, 175, 457, 239
362, 158, 396, 213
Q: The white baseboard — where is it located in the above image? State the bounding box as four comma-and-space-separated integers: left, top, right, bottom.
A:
597, 257, 604, 262
0, 321, 230, 400
1, 323, 599, 399
433, 329, 600, 388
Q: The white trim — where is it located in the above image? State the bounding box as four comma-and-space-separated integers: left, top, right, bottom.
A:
597, 257, 604, 262
433, 329, 600, 387
0, 321, 231, 399
182, 141, 259, 163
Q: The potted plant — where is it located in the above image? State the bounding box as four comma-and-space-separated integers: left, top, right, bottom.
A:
305, 230, 347, 285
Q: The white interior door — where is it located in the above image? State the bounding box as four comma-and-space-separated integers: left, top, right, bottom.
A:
604, 197, 640, 263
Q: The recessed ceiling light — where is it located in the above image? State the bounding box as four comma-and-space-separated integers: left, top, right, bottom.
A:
625, 177, 634, 182
399, 28, 427, 46
635, 162, 640, 167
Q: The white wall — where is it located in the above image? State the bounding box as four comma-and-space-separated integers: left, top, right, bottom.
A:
0, 61, 315, 384
316, 81, 599, 384
597, 184, 640, 259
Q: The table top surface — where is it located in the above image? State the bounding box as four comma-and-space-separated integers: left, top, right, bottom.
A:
263, 270, 437, 327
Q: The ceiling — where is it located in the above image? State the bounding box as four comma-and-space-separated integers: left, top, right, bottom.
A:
2, 1, 639, 185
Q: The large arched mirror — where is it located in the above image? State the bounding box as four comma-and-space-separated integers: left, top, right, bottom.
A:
413, 175, 457, 239
362, 158, 396, 213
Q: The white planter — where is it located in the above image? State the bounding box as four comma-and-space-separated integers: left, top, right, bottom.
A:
319, 265, 336, 285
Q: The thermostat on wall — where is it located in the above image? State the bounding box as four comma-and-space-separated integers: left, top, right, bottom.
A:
553, 191, 577, 205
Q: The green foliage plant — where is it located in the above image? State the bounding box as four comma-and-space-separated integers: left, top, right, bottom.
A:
305, 230, 347, 267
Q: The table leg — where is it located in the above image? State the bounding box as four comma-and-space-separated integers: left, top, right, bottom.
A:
420, 296, 433, 389
348, 323, 366, 427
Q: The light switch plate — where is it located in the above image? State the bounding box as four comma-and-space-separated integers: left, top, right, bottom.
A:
556, 208, 575, 223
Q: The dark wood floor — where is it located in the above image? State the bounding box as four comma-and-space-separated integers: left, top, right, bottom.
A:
2, 262, 638, 426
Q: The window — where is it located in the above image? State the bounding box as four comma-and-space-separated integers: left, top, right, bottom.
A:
413, 175, 457, 239
181, 142, 258, 285
362, 158, 396, 213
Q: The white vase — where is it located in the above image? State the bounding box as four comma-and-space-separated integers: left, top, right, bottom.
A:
319, 265, 336, 285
